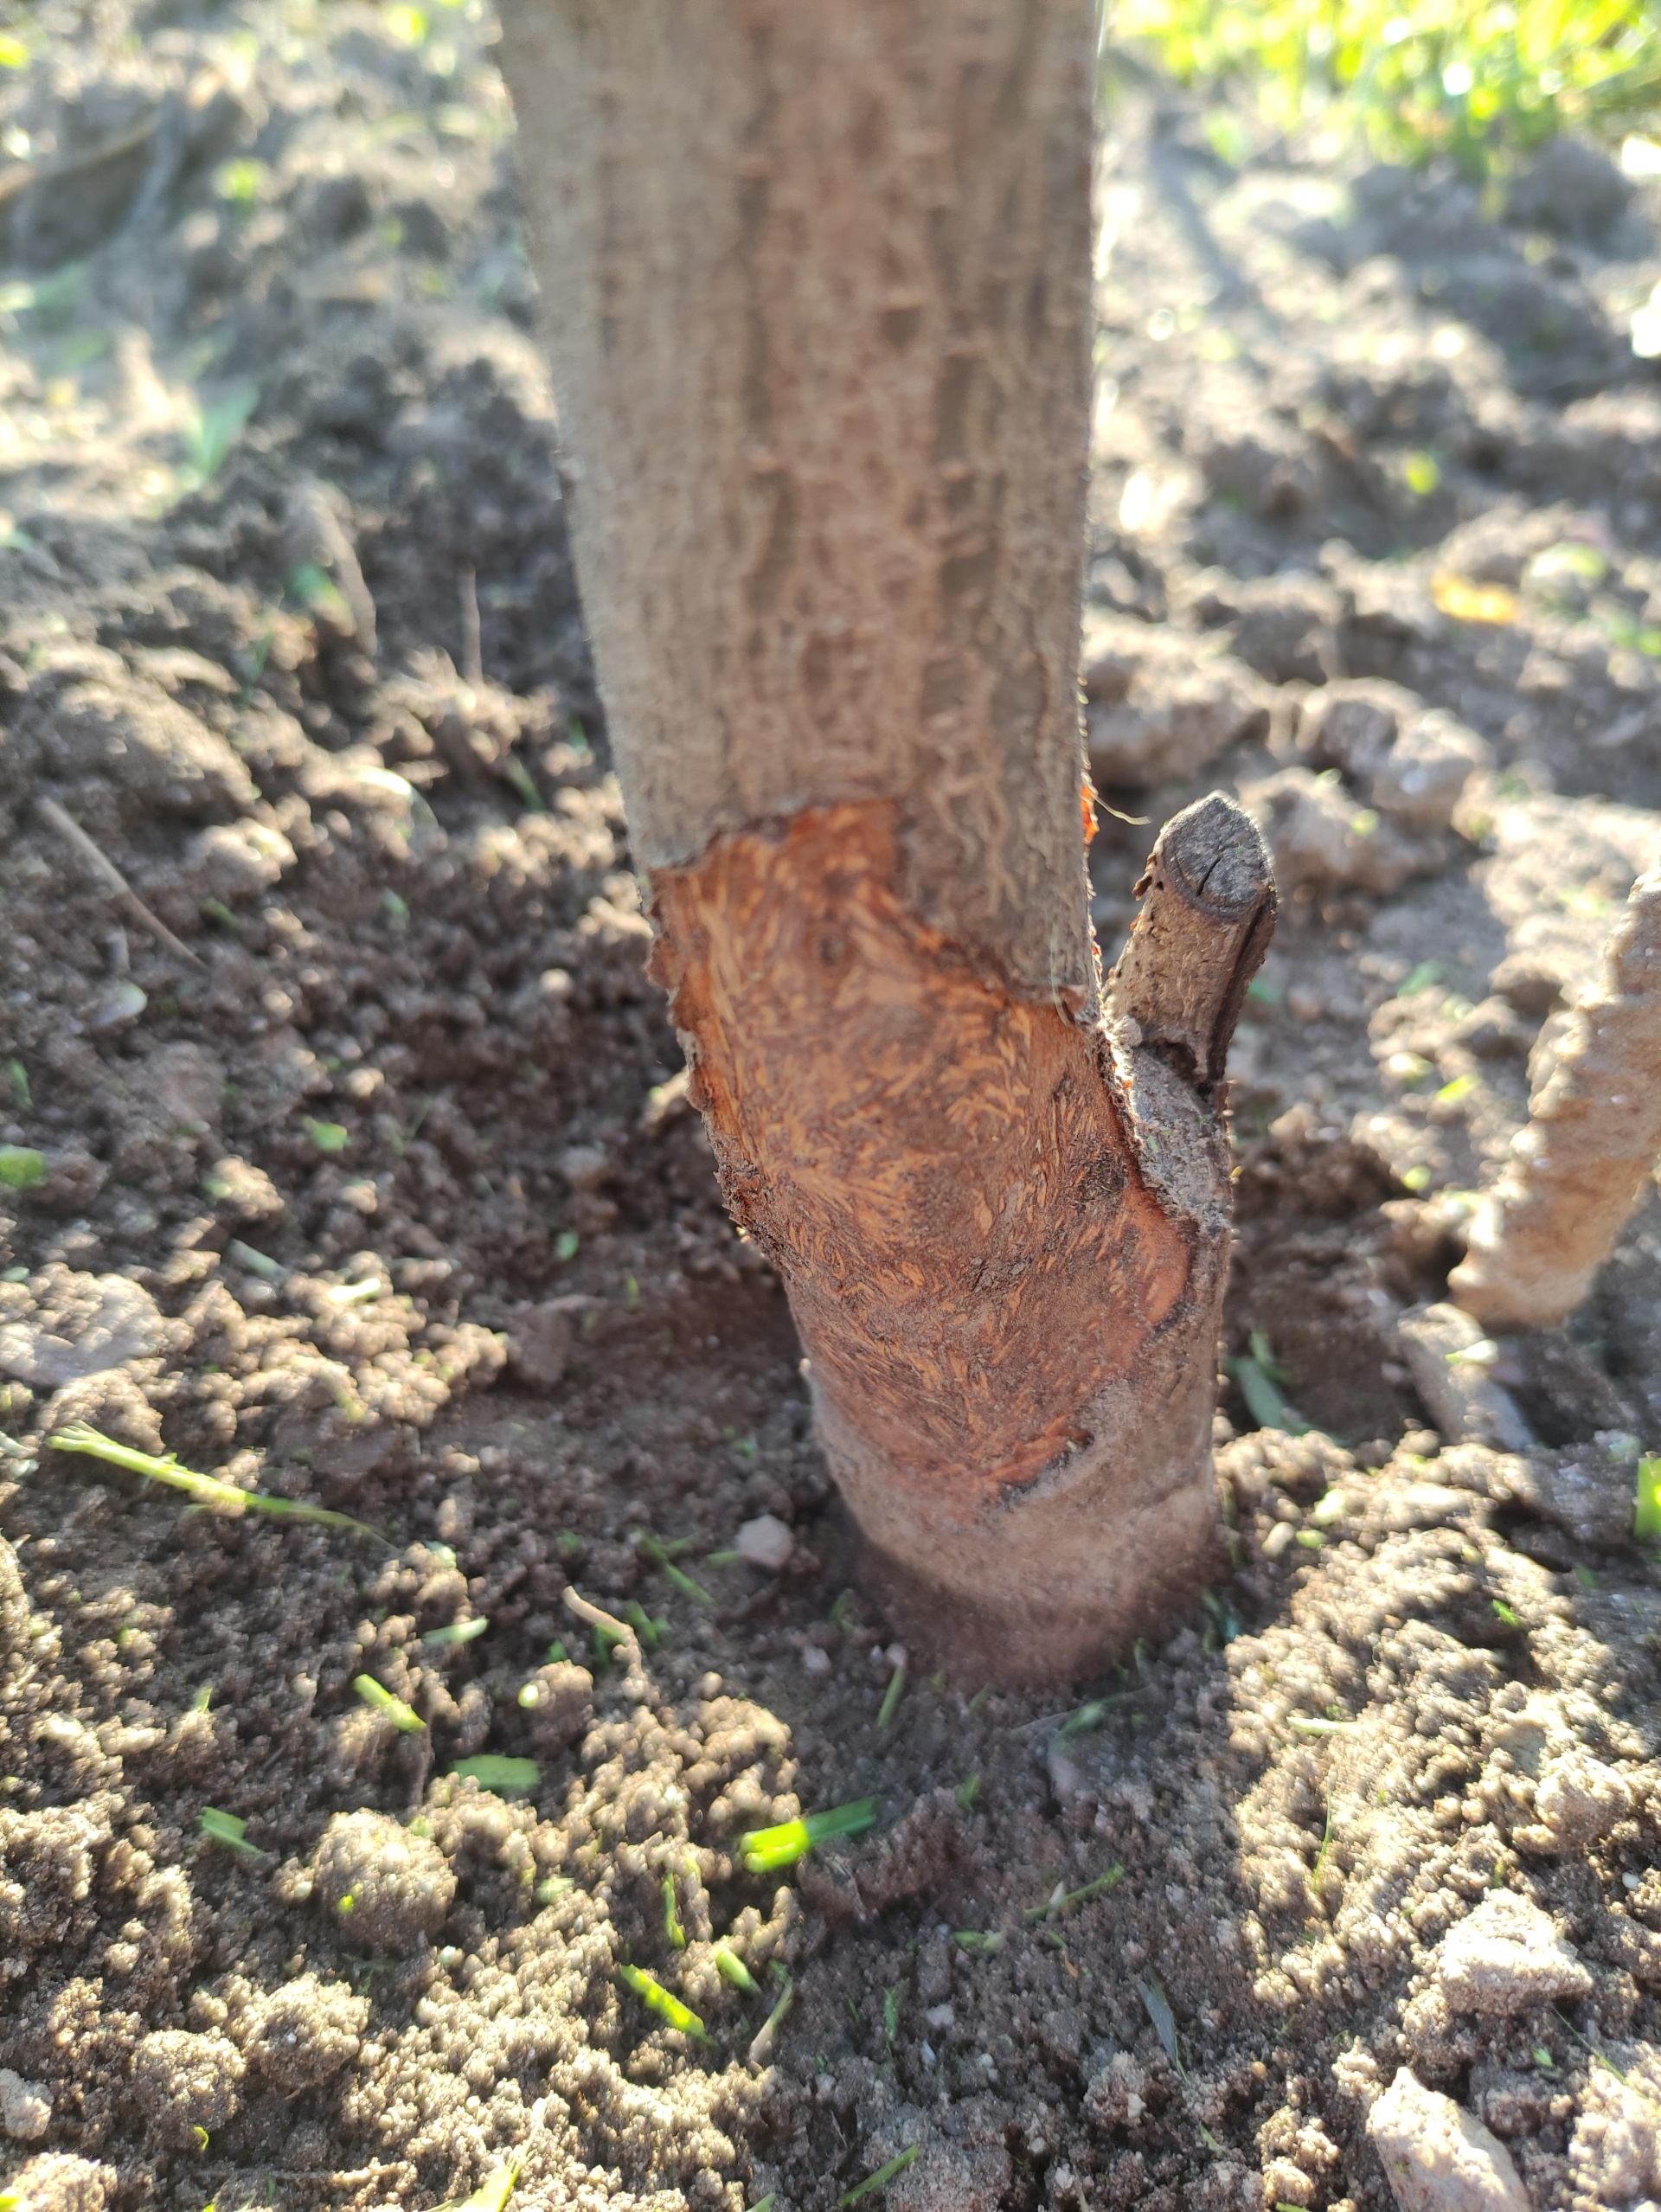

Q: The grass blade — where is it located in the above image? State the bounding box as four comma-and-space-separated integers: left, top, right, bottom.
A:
50, 1422, 381, 1536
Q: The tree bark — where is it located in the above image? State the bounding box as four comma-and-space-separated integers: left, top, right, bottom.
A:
497, 0, 1274, 1682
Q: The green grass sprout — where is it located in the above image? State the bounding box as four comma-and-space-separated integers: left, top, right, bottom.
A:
714, 1941, 758, 1992
1550, 2004, 1661, 2118
431, 2147, 526, 2212
618, 1962, 709, 2042
0, 1145, 44, 1190
1200, 1588, 1240, 1644
215, 157, 266, 203
749, 2197, 776, 2212
1134, 1972, 1183, 2072
354, 1676, 425, 1732
500, 756, 542, 813
1636, 1455, 1661, 1541
451, 1755, 540, 1793
1229, 1330, 1310, 1434
422, 1616, 490, 1647
1492, 1598, 1521, 1626
626, 1600, 666, 1649
1287, 1715, 1354, 1735
638, 1532, 715, 1606
555, 1229, 580, 1261
748, 1973, 794, 2065
704, 1548, 742, 1566
179, 381, 258, 484
197, 1807, 266, 1859
663, 1873, 687, 1949
1024, 1865, 1125, 1922
1311, 1808, 1336, 1896
289, 562, 352, 625
952, 1930, 1005, 1955
876, 1662, 906, 1729
49, 1422, 380, 1536
1054, 1696, 1120, 1741
225, 1240, 284, 1279
535, 1875, 574, 1904
304, 1117, 350, 1153
739, 1797, 878, 1873
839, 2147, 921, 2205
4, 1060, 29, 1109
955, 1773, 981, 1811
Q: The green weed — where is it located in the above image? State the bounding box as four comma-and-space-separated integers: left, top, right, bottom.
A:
1113, 0, 1661, 174
178, 382, 258, 484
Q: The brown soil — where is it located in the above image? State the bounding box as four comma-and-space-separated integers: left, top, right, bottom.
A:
6, 10, 1661, 2212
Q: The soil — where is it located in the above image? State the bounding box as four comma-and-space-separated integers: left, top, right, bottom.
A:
7, 9, 1661, 2211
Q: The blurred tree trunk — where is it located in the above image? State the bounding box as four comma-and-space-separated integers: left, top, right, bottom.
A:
497, 0, 1273, 1683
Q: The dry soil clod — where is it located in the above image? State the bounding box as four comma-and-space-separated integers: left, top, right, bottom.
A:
1452, 867, 1661, 1329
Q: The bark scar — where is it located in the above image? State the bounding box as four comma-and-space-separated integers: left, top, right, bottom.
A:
650, 796, 1272, 1501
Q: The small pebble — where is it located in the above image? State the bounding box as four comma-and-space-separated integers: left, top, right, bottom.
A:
735, 1514, 793, 1570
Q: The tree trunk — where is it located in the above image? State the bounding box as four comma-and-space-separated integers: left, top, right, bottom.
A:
496, 0, 1274, 1683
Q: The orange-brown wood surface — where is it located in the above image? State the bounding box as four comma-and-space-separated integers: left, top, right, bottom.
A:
652, 800, 1195, 1502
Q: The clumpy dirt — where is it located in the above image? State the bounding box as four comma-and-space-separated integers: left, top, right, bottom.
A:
7, 9, 1661, 2211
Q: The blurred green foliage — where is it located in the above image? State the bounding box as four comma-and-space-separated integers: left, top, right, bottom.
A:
1112, 0, 1661, 171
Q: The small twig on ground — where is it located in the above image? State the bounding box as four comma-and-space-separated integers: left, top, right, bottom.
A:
36, 798, 205, 968
560, 1584, 639, 1655
459, 565, 484, 689
285, 478, 377, 655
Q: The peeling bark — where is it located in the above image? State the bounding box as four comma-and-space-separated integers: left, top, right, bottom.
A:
497, 0, 1276, 1680
651, 795, 1271, 1680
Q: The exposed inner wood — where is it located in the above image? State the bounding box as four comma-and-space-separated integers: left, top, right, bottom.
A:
653, 799, 1188, 1493
651, 794, 1274, 1678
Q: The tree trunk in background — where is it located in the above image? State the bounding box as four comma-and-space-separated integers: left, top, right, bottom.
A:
496, 0, 1274, 1683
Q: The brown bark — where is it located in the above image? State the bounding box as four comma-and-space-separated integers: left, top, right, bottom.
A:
497, 0, 1276, 1681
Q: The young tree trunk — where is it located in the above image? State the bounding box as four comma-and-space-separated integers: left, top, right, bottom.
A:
496, 0, 1274, 1683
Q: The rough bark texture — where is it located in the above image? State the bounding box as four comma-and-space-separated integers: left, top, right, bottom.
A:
1451, 869, 1661, 1331
496, 0, 1277, 1679
496, 0, 1098, 1004
1107, 792, 1279, 1089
